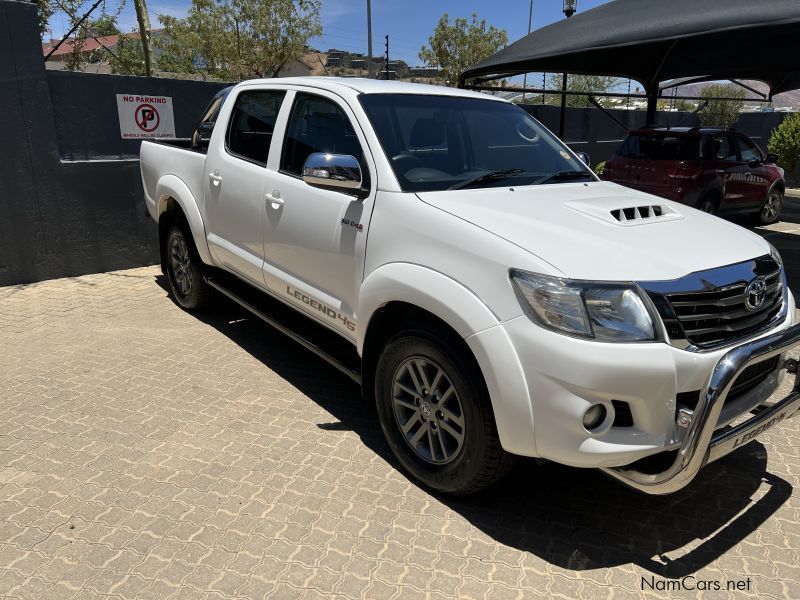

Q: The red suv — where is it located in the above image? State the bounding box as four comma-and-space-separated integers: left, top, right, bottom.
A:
602, 127, 785, 224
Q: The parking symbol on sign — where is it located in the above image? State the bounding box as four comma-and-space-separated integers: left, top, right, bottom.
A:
135, 103, 160, 132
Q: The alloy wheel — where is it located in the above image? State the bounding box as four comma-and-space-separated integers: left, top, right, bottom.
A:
169, 233, 193, 296
762, 191, 782, 222
391, 356, 466, 465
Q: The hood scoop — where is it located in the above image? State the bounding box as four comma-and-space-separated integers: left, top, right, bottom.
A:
564, 197, 684, 227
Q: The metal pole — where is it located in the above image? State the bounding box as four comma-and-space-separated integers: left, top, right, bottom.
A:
521, 0, 533, 103
133, 0, 155, 76
367, 0, 373, 78
558, 8, 574, 139
646, 88, 659, 126
559, 72, 568, 139
385, 35, 389, 80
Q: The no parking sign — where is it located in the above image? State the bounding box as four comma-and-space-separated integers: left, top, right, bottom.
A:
116, 94, 176, 139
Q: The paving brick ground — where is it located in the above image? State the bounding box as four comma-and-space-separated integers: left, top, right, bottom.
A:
2, 210, 800, 598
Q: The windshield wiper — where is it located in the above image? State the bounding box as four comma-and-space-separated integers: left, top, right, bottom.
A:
535, 170, 593, 185
448, 169, 525, 190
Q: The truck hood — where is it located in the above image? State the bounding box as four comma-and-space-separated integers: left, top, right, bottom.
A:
416, 181, 770, 281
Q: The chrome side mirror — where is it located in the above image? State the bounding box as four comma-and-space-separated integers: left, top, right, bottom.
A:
576, 151, 591, 168
302, 153, 362, 192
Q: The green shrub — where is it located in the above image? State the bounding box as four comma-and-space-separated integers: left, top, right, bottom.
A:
594, 160, 606, 176
768, 113, 800, 186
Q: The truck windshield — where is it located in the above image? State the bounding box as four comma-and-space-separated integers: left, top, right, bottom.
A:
359, 93, 593, 192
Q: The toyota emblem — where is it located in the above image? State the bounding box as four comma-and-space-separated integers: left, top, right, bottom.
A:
744, 277, 767, 311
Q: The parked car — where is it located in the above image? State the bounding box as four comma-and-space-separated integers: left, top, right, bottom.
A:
602, 127, 785, 224
140, 78, 800, 496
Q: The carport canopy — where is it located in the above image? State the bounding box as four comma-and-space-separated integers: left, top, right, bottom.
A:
459, 0, 800, 123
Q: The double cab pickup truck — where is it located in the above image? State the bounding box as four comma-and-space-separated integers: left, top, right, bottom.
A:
141, 77, 800, 495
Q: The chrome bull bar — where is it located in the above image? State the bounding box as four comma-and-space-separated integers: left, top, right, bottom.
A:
603, 323, 800, 495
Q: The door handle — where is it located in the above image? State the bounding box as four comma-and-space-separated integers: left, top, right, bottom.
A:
266, 190, 284, 209
208, 171, 223, 186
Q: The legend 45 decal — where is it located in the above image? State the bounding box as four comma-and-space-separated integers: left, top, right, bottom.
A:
341, 218, 364, 232
286, 286, 355, 331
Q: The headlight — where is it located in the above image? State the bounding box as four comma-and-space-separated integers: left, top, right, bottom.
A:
769, 242, 783, 268
510, 270, 660, 342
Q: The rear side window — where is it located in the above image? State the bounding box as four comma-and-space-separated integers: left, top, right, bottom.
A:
712, 135, 738, 162
191, 90, 227, 148
620, 135, 700, 160
280, 93, 367, 180
615, 135, 639, 157
225, 90, 286, 166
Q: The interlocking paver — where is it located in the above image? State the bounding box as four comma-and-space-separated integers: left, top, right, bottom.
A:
2, 228, 800, 600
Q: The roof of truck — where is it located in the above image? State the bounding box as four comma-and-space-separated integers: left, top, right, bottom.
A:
238, 76, 506, 101
628, 127, 735, 136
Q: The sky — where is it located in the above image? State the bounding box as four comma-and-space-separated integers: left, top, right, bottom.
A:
48, 0, 611, 67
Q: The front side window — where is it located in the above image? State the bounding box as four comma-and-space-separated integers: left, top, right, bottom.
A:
737, 135, 763, 162
225, 90, 286, 165
280, 94, 367, 181
360, 94, 593, 192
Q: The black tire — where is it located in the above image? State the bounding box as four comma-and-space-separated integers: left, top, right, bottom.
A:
374, 326, 516, 495
754, 188, 783, 225
165, 225, 214, 310
697, 193, 720, 215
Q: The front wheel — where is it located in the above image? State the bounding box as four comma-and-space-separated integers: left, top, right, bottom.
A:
755, 189, 783, 225
165, 225, 213, 310
374, 329, 515, 495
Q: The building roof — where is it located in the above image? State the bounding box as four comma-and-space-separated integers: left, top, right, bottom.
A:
43, 32, 141, 57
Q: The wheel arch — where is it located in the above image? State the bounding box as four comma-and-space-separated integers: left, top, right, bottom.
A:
358, 263, 535, 456
768, 178, 785, 196
155, 174, 213, 267
357, 263, 499, 357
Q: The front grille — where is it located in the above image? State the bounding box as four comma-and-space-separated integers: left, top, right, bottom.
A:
674, 355, 779, 414
641, 256, 785, 350
728, 355, 780, 399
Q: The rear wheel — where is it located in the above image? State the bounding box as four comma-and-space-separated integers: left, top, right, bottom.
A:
165, 225, 213, 310
374, 327, 515, 495
755, 189, 783, 225
697, 193, 719, 215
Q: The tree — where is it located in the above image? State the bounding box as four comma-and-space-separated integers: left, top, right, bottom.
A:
768, 113, 800, 186
542, 74, 620, 107
47, 1, 126, 70
157, 0, 322, 80
698, 83, 746, 127
419, 13, 507, 86
32, 0, 55, 38
87, 14, 120, 36
110, 32, 147, 75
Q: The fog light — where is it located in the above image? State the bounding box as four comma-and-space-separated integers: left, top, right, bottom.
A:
583, 404, 607, 430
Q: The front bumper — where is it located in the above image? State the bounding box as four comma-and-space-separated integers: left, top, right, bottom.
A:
602, 322, 800, 494
467, 293, 799, 493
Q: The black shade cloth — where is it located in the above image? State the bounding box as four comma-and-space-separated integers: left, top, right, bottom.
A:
460, 0, 800, 98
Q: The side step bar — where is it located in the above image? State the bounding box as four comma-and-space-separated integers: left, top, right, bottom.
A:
205, 274, 362, 384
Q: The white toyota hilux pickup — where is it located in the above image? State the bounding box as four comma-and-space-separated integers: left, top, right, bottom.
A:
141, 77, 800, 495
